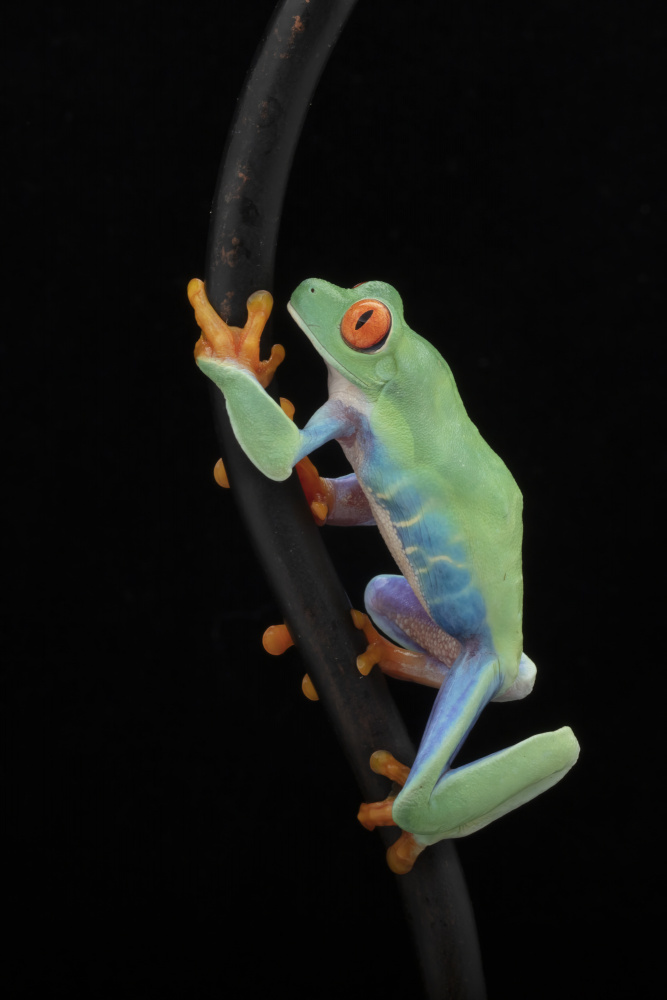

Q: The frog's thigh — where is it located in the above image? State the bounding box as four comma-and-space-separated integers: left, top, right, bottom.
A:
365, 575, 461, 666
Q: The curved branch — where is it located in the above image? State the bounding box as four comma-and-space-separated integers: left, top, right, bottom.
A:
200, 2, 486, 996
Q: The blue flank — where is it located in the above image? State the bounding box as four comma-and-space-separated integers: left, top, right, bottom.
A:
362, 443, 488, 644
299, 397, 489, 644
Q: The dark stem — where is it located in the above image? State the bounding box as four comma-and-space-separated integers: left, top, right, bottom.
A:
200, 2, 486, 997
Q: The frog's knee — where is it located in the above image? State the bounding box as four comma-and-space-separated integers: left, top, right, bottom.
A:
364, 574, 416, 618
391, 785, 437, 840
493, 653, 537, 702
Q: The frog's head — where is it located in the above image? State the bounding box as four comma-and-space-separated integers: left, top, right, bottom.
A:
288, 278, 409, 395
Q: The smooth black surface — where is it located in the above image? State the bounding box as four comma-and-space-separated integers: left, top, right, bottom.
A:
5, 1, 664, 997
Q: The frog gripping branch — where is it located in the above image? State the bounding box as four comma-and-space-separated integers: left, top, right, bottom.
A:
190, 275, 580, 873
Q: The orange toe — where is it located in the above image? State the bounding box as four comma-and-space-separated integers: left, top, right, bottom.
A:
357, 798, 396, 832
386, 831, 425, 875
262, 623, 294, 655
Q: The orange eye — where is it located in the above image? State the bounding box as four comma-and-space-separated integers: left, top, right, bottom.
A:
340, 299, 392, 350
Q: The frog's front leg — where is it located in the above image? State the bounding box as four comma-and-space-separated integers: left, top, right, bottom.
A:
189, 279, 354, 480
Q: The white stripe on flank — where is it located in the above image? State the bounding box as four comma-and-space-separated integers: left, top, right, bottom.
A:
375, 484, 405, 501
425, 553, 466, 569
393, 512, 423, 528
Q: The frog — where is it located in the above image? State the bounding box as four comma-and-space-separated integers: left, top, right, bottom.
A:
188, 276, 580, 874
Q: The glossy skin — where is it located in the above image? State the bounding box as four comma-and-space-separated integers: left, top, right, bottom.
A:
193, 277, 579, 851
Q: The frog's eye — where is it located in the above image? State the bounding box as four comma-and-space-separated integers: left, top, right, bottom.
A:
340, 299, 392, 351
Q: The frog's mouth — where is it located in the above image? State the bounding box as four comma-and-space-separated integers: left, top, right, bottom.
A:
287, 301, 372, 388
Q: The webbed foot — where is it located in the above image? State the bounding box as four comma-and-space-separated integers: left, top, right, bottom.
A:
351, 610, 447, 688
188, 278, 284, 388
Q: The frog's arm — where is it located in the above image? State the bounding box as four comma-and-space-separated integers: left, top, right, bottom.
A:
189, 279, 354, 480
318, 474, 376, 527
294, 459, 376, 527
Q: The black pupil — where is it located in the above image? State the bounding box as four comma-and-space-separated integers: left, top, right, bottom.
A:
355, 309, 374, 330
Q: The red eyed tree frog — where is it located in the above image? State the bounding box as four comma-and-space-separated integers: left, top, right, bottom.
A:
189, 276, 579, 874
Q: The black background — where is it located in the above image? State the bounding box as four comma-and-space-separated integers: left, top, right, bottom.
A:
5, 1, 663, 996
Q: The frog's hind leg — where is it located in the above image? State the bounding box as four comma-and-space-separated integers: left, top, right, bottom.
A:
359, 574, 461, 687
393, 648, 580, 846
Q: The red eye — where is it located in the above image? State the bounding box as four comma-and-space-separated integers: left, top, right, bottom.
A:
340, 299, 392, 350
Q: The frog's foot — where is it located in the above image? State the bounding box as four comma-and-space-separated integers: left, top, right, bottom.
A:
279, 397, 333, 525
357, 750, 426, 874
262, 622, 319, 701
351, 610, 447, 688
188, 278, 285, 388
